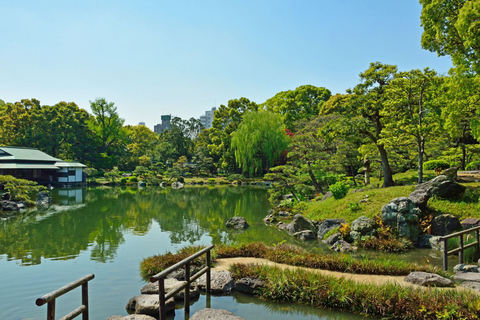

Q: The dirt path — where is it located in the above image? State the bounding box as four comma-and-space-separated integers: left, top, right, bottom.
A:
213, 257, 473, 292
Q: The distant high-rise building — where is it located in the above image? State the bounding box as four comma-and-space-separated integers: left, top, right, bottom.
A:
200, 107, 216, 129
154, 115, 172, 134
139, 121, 146, 126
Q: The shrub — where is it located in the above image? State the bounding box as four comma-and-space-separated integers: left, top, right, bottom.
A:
329, 182, 349, 199
465, 161, 480, 171
207, 178, 216, 184
120, 178, 127, 184
0, 175, 46, 205
423, 160, 450, 170
128, 176, 138, 183
348, 201, 361, 212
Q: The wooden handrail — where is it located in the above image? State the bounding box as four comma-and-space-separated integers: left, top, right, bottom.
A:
36, 274, 94, 320
150, 244, 214, 320
440, 227, 480, 270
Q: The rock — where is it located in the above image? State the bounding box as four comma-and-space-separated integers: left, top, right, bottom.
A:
225, 216, 249, 229
234, 277, 266, 294
276, 221, 288, 231
283, 214, 316, 234
381, 197, 421, 242
350, 216, 375, 241
430, 214, 461, 236
137, 181, 147, 188
293, 230, 316, 241
453, 264, 480, 273
317, 219, 345, 239
125, 295, 175, 316
0, 200, 20, 211
196, 271, 234, 294
276, 211, 291, 217
1, 192, 10, 200
443, 167, 459, 181
36, 191, 52, 210
283, 194, 294, 200
416, 235, 444, 251
321, 192, 332, 202
454, 272, 480, 283
461, 218, 480, 230
140, 278, 200, 301
409, 175, 465, 212
107, 315, 157, 320
190, 308, 244, 320
404, 272, 454, 287
331, 240, 356, 253
323, 232, 342, 245
171, 181, 184, 189
460, 281, 480, 291
263, 214, 277, 225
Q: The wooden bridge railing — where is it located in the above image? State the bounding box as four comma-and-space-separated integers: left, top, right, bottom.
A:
150, 244, 214, 320
36, 274, 95, 320
440, 226, 480, 270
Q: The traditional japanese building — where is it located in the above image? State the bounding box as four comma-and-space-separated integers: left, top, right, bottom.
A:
0, 146, 87, 185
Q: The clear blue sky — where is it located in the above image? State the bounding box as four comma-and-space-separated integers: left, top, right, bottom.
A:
0, 0, 452, 129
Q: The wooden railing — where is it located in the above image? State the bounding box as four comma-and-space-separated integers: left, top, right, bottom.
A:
440, 226, 480, 270
36, 274, 95, 320
150, 244, 214, 320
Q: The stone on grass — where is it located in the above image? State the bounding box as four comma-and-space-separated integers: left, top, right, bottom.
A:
323, 233, 342, 245
225, 216, 249, 229
196, 270, 234, 294
190, 308, 244, 320
460, 281, 480, 291
404, 272, 454, 287
430, 214, 461, 236
331, 240, 355, 253
284, 214, 316, 234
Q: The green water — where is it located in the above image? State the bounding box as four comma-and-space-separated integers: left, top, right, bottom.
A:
0, 186, 367, 319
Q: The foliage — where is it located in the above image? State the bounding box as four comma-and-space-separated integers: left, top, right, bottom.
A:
323, 227, 340, 240
423, 160, 451, 170
243, 264, 478, 320
0, 175, 46, 205
263, 84, 331, 131
465, 161, 480, 170
329, 181, 349, 199
231, 110, 289, 176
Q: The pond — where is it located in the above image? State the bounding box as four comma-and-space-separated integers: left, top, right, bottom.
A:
0, 186, 445, 320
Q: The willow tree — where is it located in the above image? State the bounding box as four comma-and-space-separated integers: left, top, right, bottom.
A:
231, 110, 290, 176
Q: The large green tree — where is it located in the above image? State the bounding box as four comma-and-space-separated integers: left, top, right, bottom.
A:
263, 84, 331, 131
231, 110, 289, 176
208, 98, 258, 172
89, 98, 126, 154
384, 68, 443, 183
322, 62, 397, 187
420, 0, 480, 73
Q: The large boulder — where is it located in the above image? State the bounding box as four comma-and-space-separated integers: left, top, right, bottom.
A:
381, 197, 421, 242
0, 200, 20, 211
36, 191, 52, 210
125, 295, 175, 316
234, 277, 266, 294
283, 214, 316, 234
430, 214, 461, 236
225, 216, 249, 229
322, 233, 342, 245
196, 270, 234, 294
190, 309, 244, 320
350, 216, 375, 241
331, 240, 356, 253
317, 219, 345, 239
293, 230, 316, 241
416, 235, 444, 251
404, 272, 454, 287
409, 175, 465, 212
107, 315, 157, 320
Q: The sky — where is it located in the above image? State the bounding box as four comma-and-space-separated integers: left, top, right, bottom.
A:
0, 0, 453, 129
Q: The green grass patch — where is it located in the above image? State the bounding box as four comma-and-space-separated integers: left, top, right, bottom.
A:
303, 185, 415, 222
231, 263, 480, 320
428, 183, 480, 221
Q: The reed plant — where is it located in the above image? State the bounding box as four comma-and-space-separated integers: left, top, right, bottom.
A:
233, 264, 480, 320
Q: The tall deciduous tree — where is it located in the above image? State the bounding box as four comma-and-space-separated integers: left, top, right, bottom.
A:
208, 98, 258, 172
420, 0, 480, 73
263, 84, 331, 131
384, 68, 443, 183
231, 110, 289, 176
89, 98, 126, 154
322, 62, 397, 187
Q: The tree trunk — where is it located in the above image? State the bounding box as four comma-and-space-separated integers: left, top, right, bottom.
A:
307, 162, 324, 194
461, 143, 466, 170
377, 144, 394, 187
418, 143, 424, 184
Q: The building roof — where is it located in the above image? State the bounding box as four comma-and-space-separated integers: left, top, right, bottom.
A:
55, 162, 87, 168
0, 146, 62, 162
0, 163, 61, 169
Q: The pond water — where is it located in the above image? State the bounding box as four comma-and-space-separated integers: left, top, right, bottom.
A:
0, 186, 447, 320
